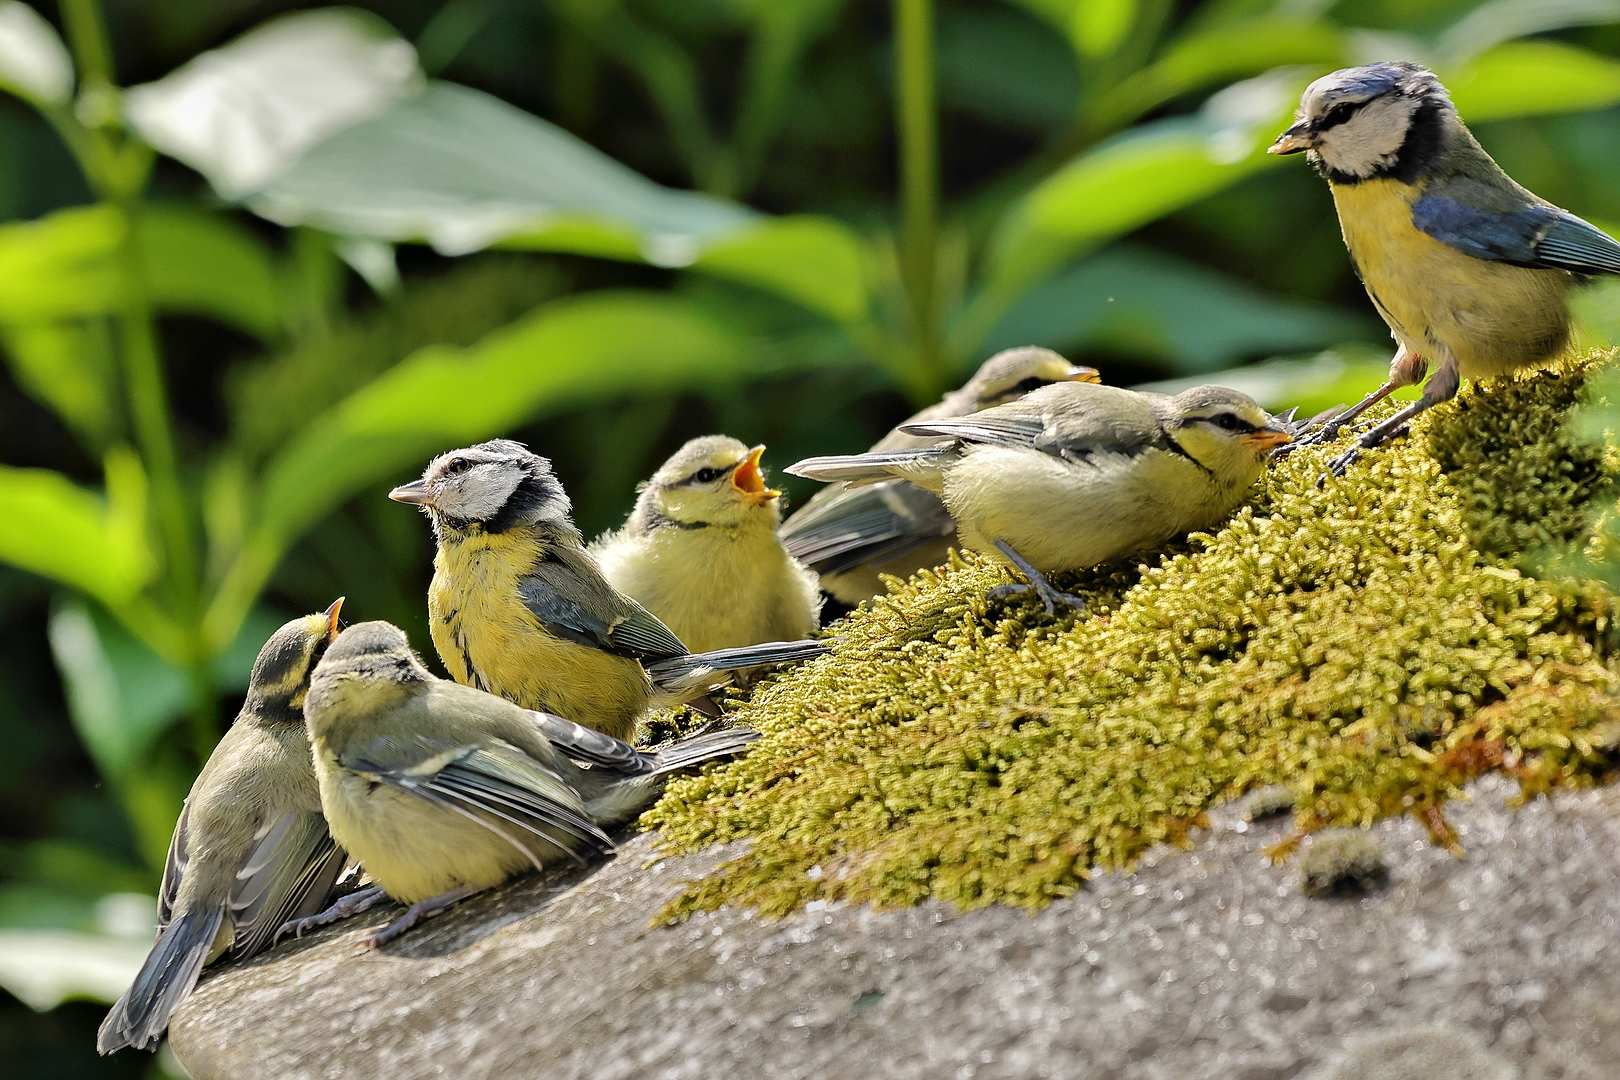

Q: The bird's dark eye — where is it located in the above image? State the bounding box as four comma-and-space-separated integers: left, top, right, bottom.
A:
1210, 413, 1252, 432
692, 467, 722, 483
442, 457, 473, 475
1321, 102, 1358, 129
1013, 376, 1049, 394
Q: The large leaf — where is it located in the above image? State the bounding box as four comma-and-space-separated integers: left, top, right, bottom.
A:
0, 0, 72, 107
124, 8, 422, 199
1443, 41, 1620, 122
937, 3, 1078, 133
970, 69, 1305, 343
0, 463, 152, 607
1436, 0, 1620, 64
247, 81, 756, 261
692, 217, 868, 323
141, 206, 282, 339
0, 205, 124, 323
981, 245, 1375, 374
0, 321, 116, 447
0, 893, 156, 1011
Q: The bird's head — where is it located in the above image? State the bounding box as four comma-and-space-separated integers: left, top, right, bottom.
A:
1269, 61, 1451, 182
306, 620, 433, 729
390, 439, 574, 539
244, 598, 345, 721
1163, 386, 1293, 487
635, 435, 782, 530
964, 346, 1101, 410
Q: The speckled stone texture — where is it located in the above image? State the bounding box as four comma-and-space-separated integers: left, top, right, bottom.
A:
169, 775, 1620, 1079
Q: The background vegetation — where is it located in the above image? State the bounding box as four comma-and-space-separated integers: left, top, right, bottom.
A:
4, 0, 1620, 1071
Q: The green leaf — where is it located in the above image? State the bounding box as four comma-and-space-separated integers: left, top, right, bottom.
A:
0, 927, 152, 1010
975, 70, 1305, 328
1437, 0, 1620, 65
0, 320, 116, 448
981, 245, 1375, 374
693, 217, 868, 324
1443, 41, 1620, 123
1071, 0, 1137, 59
938, 3, 1079, 133
0, 205, 124, 323
0, 0, 73, 107
140, 206, 282, 339
0, 463, 152, 607
1093, 19, 1345, 131
1132, 348, 1417, 419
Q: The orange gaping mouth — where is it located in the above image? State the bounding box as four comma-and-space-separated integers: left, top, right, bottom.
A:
732, 446, 781, 503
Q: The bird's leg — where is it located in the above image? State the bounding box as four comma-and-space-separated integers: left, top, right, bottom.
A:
1326, 354, 1460, 477
1280, 345, 1427, 454
363, 885, 481, 949
274, 885, 389, 944
987, 540, 1086, 615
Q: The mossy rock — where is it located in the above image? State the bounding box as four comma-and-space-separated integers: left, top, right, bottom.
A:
645, 352, 1620, 920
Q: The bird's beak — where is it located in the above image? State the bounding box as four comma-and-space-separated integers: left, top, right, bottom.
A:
1065, 365, 1103, 384
1268, 122, 1315, 156
322, 597, 345, 643
1245, 422, 1296, 451
388, 478, 434, 506
732, 446, 781, 504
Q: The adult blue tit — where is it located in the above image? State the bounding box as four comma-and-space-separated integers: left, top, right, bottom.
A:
779, 346, 1100, 606
285, 620, 757, 947
592, 436, 822, 653
389, 440, 828, 742
1269, 61, 1620, 473
98, 601, 351, 1054
787, 383, 1291, 613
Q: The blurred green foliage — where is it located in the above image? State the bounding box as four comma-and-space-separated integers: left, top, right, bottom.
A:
2, 0, 1620, 1066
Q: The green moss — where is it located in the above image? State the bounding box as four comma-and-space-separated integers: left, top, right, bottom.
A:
644, 353, 1620, 920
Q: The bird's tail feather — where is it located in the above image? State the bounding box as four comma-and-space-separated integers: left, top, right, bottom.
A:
98, 906, 224, 1054
586, 726, 759, 826
644, 639, 828, 695
785, 447, 949, 486
649, 725, 760, 776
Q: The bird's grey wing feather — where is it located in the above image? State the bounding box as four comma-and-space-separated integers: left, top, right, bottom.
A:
785, 447, 948, 485
780, 482, 955, 574
97, 906, 224, 1053
898, 414, 1046, 447
342, 738, 611, 865
524, 709, 654, 774
227, 810, 347, 961
519, 551, 689, 661
156, 801, 191, 929
648, 726, 759, 777
1412, 187, 1620, 275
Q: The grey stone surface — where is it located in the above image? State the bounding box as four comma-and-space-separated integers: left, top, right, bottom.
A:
169, 775, 1620, 1079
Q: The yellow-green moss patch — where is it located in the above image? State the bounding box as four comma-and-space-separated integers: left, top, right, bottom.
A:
644, 353, 1620, 919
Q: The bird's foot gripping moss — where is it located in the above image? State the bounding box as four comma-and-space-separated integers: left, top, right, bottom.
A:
645, 352, 1620, 922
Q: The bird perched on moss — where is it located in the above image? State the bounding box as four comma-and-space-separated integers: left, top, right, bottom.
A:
780, 347, 1100, 605
592, 436, 821, 653
288, 620, 756, 946
99, 602, 351, 1054
1269, 61, 1620, 473
787, 383, 1291, 613
390, 440, 828, 742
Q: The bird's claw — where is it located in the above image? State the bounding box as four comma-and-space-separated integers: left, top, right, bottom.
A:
273, 885, 388, 945
988, 581, 1087, 617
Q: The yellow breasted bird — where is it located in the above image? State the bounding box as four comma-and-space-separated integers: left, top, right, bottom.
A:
389, 440, 827, 742
98, 601, 350, 1054
289, 620, 756, 946
788, 383, 1291, 613
779, 346, 1099, 605
592, 436, 821, 653
1269, 61, 1620, 474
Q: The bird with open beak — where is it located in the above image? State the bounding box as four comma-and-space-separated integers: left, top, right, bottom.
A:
592, 436, 821, 654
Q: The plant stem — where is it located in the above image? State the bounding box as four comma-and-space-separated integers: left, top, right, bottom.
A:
58, 0, 115, 88
894, 0, 942, 398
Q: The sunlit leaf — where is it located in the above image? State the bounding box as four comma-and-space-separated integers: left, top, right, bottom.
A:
0, 320, 116, 447
0, 0, 72, 107
1131, 348, 1416, 418
981, 245, 1374, 374
1437, 0, 1620, 65
694, 217, 868, 324
124, 8, 422, 199
0, 205, 124, 323
1071, 0, 1137, 58
0, 927, 151, 1010
141, 206, 282, 339
1444, 41, 1620, 122
0, 464, 152, 606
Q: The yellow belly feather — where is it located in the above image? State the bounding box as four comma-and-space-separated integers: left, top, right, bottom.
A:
1331, 179, 1570, 381
428, 531, 650, 742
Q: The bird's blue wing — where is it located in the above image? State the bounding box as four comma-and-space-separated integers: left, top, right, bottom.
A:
524, 709, 654, 774
518, 552, 689, 661
1412, 189, 1620, 276
227, 810, 347, 961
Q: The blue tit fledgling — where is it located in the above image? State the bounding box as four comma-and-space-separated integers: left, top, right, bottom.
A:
787, 383, 1291, 613
1268, 61, 1620, 473
289, 620, 756, 946
389, 441, 828, 742
780, 346, 1100, 605
591, 436, 822, 653
98, 601, 350, 1054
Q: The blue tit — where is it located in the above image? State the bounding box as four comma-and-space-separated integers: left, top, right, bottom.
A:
285, 620, 756, 947
389, 441, 827, 742
591, 436, 822, 653
788, 383, 1291, 613
98, 601, 352, 1054
1269, 61, 1620, 473
779, 346, 1100, 606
